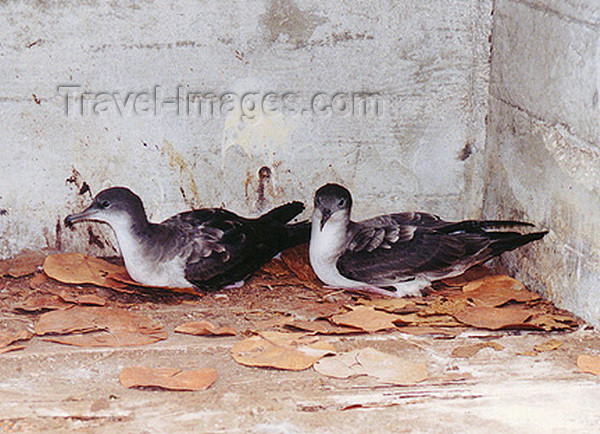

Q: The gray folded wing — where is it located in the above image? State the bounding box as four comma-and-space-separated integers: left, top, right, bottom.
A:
337, 213, 491, 284
160, 209, 250, 283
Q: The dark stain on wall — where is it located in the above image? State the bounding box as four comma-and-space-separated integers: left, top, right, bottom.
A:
87, 227, 105, 249
55, 218, 62, 251
260, 0, 326, 47
458, 142, 473, 161
79, 182, 91, 196
257, 166, 272, 211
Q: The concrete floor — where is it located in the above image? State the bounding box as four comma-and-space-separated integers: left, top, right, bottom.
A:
1, 286, 599, 433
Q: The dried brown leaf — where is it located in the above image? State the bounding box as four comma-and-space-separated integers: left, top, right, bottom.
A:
28, 272, 107, 306
0, 344, 26, 354
34, 306, 167, 347
462, 275, 525, 293
453, 305, 533, 330
0, 329, 33, 349
285, 319, 363, 335
330, 306, 399, 332
175, 320, 236, 336
577, 355, 600, 376
528, 313, 579, 331
45, 330, 167, 347
533, 339, 562, 353
451, 342, 504, 358
314, 348, 428, 385
280, 244, 322, 286
249, 316, 291, 331
356, 347, 428, 385
54, 290, 106, 306
15, 294, 72, 312
455, 275, 539, 307
440, 265, 493, 287
231, 331, 336, 371
43, 253, 129, 290
356, 297, 419, 314
120, 366, 217, 391
394, 312, 463, 328
0, 250, 46, 278
259, 258, 293, 278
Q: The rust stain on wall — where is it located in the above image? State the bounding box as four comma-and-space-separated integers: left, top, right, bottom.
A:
161, 139, 201, 208
257, 166, 272, 211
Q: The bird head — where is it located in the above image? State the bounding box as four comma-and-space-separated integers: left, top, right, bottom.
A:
64, 187, 147, 229
313, 183, 352, 231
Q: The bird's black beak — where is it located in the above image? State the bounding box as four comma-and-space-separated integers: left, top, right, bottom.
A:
319, 209, 332, 231
64, 205, 97, 227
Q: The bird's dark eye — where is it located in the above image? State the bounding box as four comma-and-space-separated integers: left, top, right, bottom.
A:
338, 198, 346, 207
100, 200, 110, 209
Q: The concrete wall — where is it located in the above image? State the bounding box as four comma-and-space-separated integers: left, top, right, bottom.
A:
485, 0, 600, 327
0, 0, 493, 258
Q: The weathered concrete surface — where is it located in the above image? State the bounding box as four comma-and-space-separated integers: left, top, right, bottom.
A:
0, 0, 493, 258
485, 0, 600, 327
490, 0, 600, 147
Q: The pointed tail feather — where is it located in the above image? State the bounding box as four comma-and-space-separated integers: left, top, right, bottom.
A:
282, 221, 311, 249
477, 220, 535, 230
488, 230, 548, 256
260, 201, 305, 224
441, 219, 535, 234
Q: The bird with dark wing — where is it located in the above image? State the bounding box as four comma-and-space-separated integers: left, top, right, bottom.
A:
309, 183, 547, 297
65, 187, 309, 290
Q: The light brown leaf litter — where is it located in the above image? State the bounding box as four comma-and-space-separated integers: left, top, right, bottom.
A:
0, 330, 33, 354
15, 294, 72, 312
533, 339, 563, 353
440, 265, 493, 287
451, 342, 505, 358
577, 355, 600, 376
528, 313, 579, 331
356, 297, 419, 314
462, 275, 525, 293
231, 331, 336, 370
0, 250, 46, 278
314, 347, 428, 385
453, 306, 533, 330
285, 319, 363, 335
29, 272, 106, 306
330, 306, 400, 332
120, 366, 217, 391
34, 306, 167, 347
280, 244, 323, 288
43, 253, 130, 290
175, 320, 236, 336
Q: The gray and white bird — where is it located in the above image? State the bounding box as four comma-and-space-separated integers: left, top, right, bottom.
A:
309, 183, 548, 297
65, 187, 309, 290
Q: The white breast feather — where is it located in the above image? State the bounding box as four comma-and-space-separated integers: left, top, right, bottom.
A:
110, 220, 192, 288
309, 213, 366, 288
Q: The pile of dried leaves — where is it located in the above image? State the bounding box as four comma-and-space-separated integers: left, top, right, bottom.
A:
0, 245, 589, 391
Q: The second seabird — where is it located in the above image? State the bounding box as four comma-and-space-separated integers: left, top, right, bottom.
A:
65, 187, 309, 290
309, 183, 547, 297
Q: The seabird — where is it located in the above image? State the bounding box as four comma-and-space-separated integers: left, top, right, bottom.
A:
309, 183, 548, 297
65, 187, 309, 290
